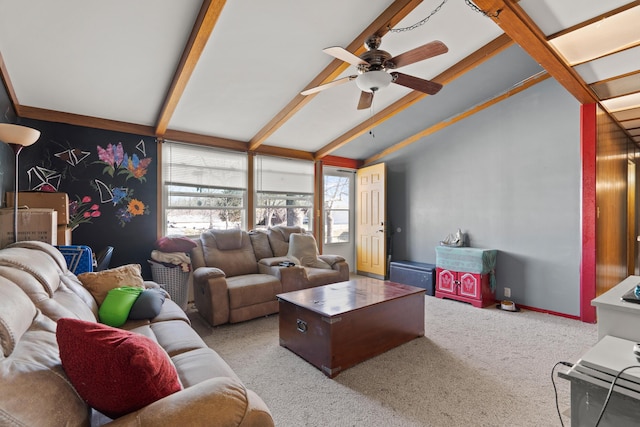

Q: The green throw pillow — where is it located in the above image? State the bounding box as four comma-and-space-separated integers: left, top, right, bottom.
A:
99, 287, 143, 327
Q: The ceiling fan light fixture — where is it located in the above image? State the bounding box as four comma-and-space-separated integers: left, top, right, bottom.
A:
356, 70, 392, 93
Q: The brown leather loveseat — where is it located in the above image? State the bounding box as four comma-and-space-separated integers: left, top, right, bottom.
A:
191, 226, 349, 327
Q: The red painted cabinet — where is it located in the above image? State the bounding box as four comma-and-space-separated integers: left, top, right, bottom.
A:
435, 247, 497, 308
436, 268, 492, 307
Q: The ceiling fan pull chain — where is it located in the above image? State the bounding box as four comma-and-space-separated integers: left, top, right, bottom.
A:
369, 104, 376, 139
388, 0, 448, 33
464, 0, 501, 18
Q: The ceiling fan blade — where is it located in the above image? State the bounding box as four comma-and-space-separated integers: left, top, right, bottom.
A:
391, 72, 443, 95
301, 75, 357, 96
357, 91, 373, 110
323, 46, 369, 66
388, 40, 448, 69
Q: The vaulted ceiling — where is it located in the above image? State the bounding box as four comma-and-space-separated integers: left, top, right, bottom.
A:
0, 0, 637, 164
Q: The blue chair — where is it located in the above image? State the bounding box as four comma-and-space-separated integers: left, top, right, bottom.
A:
56, 245, 94, 275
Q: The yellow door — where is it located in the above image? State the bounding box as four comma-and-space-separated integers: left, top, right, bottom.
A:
356, 163, 386, 278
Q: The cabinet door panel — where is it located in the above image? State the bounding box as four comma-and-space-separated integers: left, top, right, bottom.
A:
436, 268, 456, 294
459, 273, 480, 299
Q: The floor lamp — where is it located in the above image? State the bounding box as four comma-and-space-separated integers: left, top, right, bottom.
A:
0, 124, 41, 243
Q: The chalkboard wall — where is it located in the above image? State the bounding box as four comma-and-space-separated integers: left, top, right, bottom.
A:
0, 83, 17, 205
17, 118, 158, 279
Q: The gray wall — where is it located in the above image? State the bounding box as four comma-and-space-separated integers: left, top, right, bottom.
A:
385, 78, 581, 316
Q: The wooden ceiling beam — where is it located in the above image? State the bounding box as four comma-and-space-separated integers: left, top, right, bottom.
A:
472, 0, 597, 104
314, 33, 513, 159
252, 145, 315, 161
154, 0, 227, 136
18, 106, 156, 136
163, 128, 246, 152
247, 0, 423, 151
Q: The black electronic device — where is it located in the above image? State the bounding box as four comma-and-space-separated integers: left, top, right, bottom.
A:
278, 261, 296, 267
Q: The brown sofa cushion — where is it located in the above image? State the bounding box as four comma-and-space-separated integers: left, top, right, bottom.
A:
287, 233, 331, 270
78, 264, 145, 305
267, 226, 305, 257
249, 229, 274, 261
200, 229, 258, 277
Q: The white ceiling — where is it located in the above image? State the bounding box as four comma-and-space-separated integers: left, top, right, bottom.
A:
1, 0, 638, 162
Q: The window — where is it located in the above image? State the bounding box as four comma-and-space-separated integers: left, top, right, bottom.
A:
162, 142, 246, 237
254, 155, 313, 230
324, 171, 351, 244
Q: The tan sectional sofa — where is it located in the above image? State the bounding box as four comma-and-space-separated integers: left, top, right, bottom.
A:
191, 226, 349, 326
0, 241, 274, 427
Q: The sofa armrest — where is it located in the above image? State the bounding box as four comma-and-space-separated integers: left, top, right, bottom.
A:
258, 263, 310, 293
318, 255, 350, 282
318, 254, 345, 267
193, 266, 225, 280
192, 267, 229, 326
105, 377, 274, 427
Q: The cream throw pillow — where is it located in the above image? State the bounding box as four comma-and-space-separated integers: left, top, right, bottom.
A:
287, 233, 331, 270
78, 264, 145, 305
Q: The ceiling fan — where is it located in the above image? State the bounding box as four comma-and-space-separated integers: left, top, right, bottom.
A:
301, 34, 448, 110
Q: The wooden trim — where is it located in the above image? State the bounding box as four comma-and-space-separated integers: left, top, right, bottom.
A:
322, 155, 363, 169
247, 0, 423, 151
473, 0, 597, 104
18, 105, 156, 136
580, 103, 597, 323
314, 161, 323, 252
163, 129, 247, 151
155, 0, 227, 136
247, 152, 255, 229
252, 145, 315, 161
314, 34, 513, 159
514, 304, 580, 321
156, 138, 164, 240
364, 72, 550, 165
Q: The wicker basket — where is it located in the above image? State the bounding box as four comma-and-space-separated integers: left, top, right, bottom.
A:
148, 261, 189, 311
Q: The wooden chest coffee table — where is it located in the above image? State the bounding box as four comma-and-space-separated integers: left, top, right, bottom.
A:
277, 278, 425, 378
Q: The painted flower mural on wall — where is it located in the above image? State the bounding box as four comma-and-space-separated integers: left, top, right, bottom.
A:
68, 195, 101, 230
90, 140, 152, 228
96, 142, 125, 176
97, 142, 151, 182
124, 153, 152, 180
115, 197, 149, 227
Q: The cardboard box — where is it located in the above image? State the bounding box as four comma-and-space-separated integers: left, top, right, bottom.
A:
58, 225, 72, 246
6, 192, 69, 225
0, 208, 58, 249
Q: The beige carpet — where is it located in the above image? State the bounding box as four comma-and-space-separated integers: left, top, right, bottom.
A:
188, 295, 597, 427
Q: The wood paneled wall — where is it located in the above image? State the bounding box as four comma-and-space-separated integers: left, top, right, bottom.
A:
595, 105, 635, 296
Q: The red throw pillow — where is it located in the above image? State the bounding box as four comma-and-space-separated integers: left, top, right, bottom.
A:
56, 318, 182, 418
155, 236, 197, 253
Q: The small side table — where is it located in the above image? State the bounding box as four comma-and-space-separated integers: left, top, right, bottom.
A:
435, 246, 497, 308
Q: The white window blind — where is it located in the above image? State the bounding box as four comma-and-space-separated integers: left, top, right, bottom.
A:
255, 155, 313, 193
254, 155, 314, 230
163, 141, 246, 190
162, 141, 247, 236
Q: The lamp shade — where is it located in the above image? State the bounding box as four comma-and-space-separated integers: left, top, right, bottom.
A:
355, 70, 393, 93
0, 123, 41, 147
